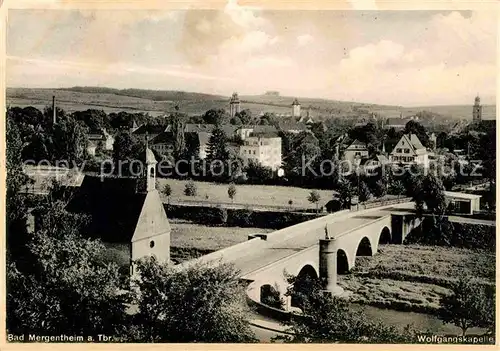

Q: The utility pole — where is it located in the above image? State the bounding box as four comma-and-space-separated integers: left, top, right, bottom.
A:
52, 95, 57, 125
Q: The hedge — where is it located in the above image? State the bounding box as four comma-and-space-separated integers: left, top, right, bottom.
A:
164, 204, 321, 229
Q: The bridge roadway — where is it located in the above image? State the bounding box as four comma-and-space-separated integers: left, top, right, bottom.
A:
227, 203, 414, 278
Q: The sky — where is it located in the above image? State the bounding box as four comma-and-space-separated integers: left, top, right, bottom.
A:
6, 3, 498, 106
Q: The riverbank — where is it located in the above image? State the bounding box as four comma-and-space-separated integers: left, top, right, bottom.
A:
338, 244, 495, 315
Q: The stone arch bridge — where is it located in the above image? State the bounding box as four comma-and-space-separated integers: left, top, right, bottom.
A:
184, 202, 421, 312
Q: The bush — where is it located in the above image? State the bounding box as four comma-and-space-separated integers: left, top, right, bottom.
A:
213, 206, 228, 225
229, 208, 254, 227
184, 180, 197, 196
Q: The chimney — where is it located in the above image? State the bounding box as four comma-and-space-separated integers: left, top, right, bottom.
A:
52, 95, 57, 125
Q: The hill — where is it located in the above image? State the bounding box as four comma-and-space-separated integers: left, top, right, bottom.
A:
6, 87, 495, 120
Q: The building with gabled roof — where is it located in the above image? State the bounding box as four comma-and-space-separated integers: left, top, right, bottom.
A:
65, 147, 171, 272
343, 139, 369, 165
389, 133, 429, 168
132, 124, 169, 139
149, 131, 175, 158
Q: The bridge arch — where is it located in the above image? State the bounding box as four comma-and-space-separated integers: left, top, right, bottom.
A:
378, 226, 391, 246
355, 236, 373, 257
337, 249, 350, 274
296, 263, 319, 279
290, 264, 320, 309
259, 284, 284, 309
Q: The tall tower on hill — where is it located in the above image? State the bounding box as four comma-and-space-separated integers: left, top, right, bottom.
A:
473, 95, 482, 122
292, 98, 301, 118
229, 92, 241, 118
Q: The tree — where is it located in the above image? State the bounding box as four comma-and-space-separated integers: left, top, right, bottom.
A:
7, 201, 128, 337
6, 117, 32, 262
230, 116, 242, 125
235, 109, 252, 125
162, 184, 172, 204
171, 114, 186, 160
358, 181, 371, 202
276, 273, 415, 343
258, 112, 275, 125
112, 131, 145, 175
404, 120, 430, 148
438, 277, 494, 336
372, 179, 387, 198
245, 159, 273, 184
389, 180, 405, 198
227, 183, 237, 203
184, 180, 197, 196
337, 177, 355, 209
206, 125, 230, 180
348, 122, 379, 151
308, 190, 321, 213
203, 109, 227, 124
130, 257, 257, 342
72, 109, 109, 131
284, 131, 321, 184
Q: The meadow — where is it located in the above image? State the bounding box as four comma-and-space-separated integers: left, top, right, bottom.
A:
157, 178, 336, 210
339, 244, 495, 314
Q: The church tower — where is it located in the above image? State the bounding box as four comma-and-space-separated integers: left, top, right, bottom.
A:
292, 98, 301, 118
145, 147, 157, 192
229, 92, 241, 118
473, 95, 482, 122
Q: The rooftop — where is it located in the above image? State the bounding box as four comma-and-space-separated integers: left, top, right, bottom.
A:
444, 191, 482, 200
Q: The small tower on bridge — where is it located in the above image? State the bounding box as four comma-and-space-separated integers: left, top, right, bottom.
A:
319, 227, 345, 296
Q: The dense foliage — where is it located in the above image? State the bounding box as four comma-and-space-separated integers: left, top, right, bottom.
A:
130, 258, 256, 342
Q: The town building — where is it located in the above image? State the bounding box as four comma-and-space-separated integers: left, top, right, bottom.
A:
383, 113, 429, 130
149, 131, 174, 159
132, 124, 169, 140
66, 147, 171, 272
22, 165, 85, 195
343, 139, 369, 165
360, 154, 390, 175
229, 92, 241, 118
276, 121, 308, 134
389, 133, 429, 168
292, 98, 301, 118
87, 129, 114, 156
239, 135, 282, 170
235, 125, 278, 140
444, 191, 481, 215
473, 95, 482, 121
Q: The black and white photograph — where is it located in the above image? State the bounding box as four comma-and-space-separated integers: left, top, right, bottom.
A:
3, 1, 497, 345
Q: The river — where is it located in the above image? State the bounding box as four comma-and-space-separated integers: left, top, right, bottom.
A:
251, 305, 487, 342
359, 305, 486, 335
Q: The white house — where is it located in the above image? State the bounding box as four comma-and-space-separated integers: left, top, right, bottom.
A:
343, 139, 369, 165
390, 133, 429, 168
239, 136, 282, 170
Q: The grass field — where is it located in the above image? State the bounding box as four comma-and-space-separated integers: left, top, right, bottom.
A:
339, 244, 495, 314
170, 219, 272, 251
157, 178, 336, 210
170, 219, 272, 263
